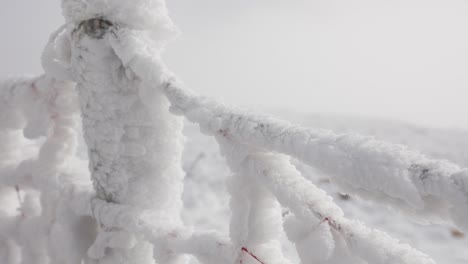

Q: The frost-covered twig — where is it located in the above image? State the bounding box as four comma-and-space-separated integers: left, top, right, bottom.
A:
245, 151, 435, 264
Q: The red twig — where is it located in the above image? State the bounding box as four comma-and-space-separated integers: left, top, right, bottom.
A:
240, 247, 265, 264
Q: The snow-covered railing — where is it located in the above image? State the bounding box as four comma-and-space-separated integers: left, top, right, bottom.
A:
1, 0, 468, 263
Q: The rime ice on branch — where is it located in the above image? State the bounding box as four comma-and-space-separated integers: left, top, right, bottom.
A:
161, 76, 468, 232
1, 0, 468, 263
0, 75, 96, 264
60, 1, 186, 263
97, 11, 467, 261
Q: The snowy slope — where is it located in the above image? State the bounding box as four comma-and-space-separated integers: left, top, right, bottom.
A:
180, 112, 468, 264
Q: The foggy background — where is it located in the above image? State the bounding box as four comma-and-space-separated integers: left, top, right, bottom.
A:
0, 0, 467, 129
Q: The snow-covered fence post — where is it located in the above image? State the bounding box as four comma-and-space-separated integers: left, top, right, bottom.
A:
58, 1, 187, 263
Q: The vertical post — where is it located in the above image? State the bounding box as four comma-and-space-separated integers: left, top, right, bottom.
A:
62, 1, 186, 263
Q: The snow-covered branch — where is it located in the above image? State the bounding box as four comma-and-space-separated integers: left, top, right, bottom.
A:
103, 23, 468, 262
244, 151, 435, 264
161, 77, 468, 232
2, 0, 467, 263
0, 75, 97, 264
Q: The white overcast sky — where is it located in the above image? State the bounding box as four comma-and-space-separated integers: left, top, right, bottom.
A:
0, 0, 467, 128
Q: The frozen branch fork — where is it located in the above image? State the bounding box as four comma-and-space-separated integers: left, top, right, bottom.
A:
0, 0, 467, 263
